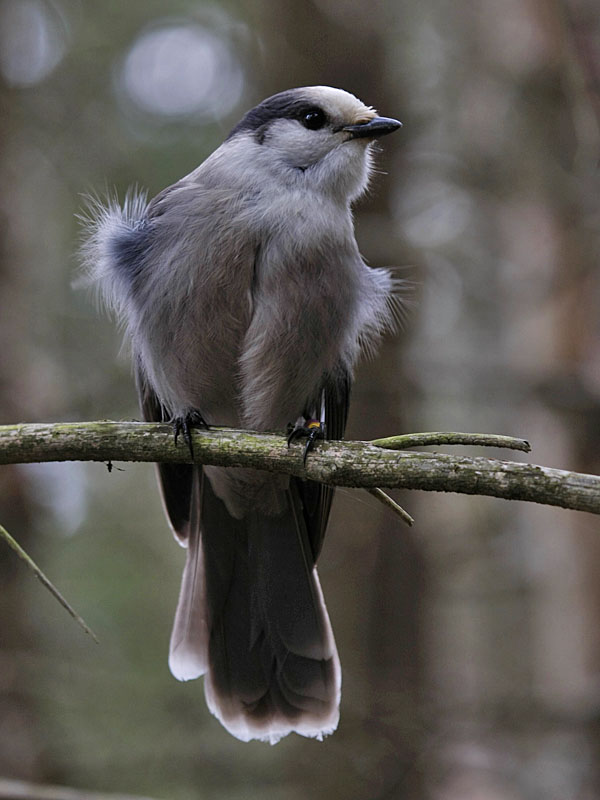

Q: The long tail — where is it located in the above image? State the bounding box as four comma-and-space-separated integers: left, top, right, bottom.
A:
168, 470, 341, 744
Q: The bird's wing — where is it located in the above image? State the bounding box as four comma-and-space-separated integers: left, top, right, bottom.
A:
136, 366, 195, 545
293, 368, 351, 562
145, 181, 182, 218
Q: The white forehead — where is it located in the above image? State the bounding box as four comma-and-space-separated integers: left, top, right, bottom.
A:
300, 86, 377, 124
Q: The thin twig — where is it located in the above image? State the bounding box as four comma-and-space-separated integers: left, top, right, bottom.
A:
370, 431, 531, 452
0, 523, 99, 644
367, 488, 415, 526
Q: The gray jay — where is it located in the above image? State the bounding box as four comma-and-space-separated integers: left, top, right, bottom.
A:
82, 86, 401, 744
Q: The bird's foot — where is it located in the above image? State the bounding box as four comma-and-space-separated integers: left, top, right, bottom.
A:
287, 419, 326, 465
173, 410, 209, 459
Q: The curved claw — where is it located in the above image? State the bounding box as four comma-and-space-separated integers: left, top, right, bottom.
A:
287, 419, 326, 465
173, 410, 209, 459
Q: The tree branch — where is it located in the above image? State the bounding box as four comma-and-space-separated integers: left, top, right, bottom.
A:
0, 777, 161, 800
0, 421, 598, 516
0, 523, 98, 643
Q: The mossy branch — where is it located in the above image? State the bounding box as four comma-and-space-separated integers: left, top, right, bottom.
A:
0, 421, 598, 516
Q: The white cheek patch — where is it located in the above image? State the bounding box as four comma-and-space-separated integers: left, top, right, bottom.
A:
267, 120, 336, 169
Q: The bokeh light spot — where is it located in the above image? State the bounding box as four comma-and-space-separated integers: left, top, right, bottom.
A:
0, 0, 68, 87
120, 22, 244, 120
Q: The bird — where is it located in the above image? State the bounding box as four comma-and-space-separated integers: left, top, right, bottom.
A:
82, 86, 402, 744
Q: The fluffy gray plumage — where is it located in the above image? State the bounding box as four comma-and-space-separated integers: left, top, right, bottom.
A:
82, 86, 402, 744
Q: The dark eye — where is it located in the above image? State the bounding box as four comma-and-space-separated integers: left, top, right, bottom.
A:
301, 109, 326, 130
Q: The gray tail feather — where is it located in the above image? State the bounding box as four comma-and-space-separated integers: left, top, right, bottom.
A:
168, 470, 340, 744
168, 471, 209, 679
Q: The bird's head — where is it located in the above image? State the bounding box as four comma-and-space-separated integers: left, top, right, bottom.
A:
225, 86, 401, 202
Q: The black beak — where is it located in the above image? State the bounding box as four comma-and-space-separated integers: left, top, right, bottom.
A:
342, 116, 402, 140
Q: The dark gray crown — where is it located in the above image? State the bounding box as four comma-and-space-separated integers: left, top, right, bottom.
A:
227, 90, 323, 142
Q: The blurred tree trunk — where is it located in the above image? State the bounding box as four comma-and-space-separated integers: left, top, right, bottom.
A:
0, 81, 42, 778
250, 3, 424, 797
561, 3, 600, 791
390, 0, 600, 794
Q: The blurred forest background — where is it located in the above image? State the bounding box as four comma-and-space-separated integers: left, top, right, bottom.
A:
1, 1, 600, 798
